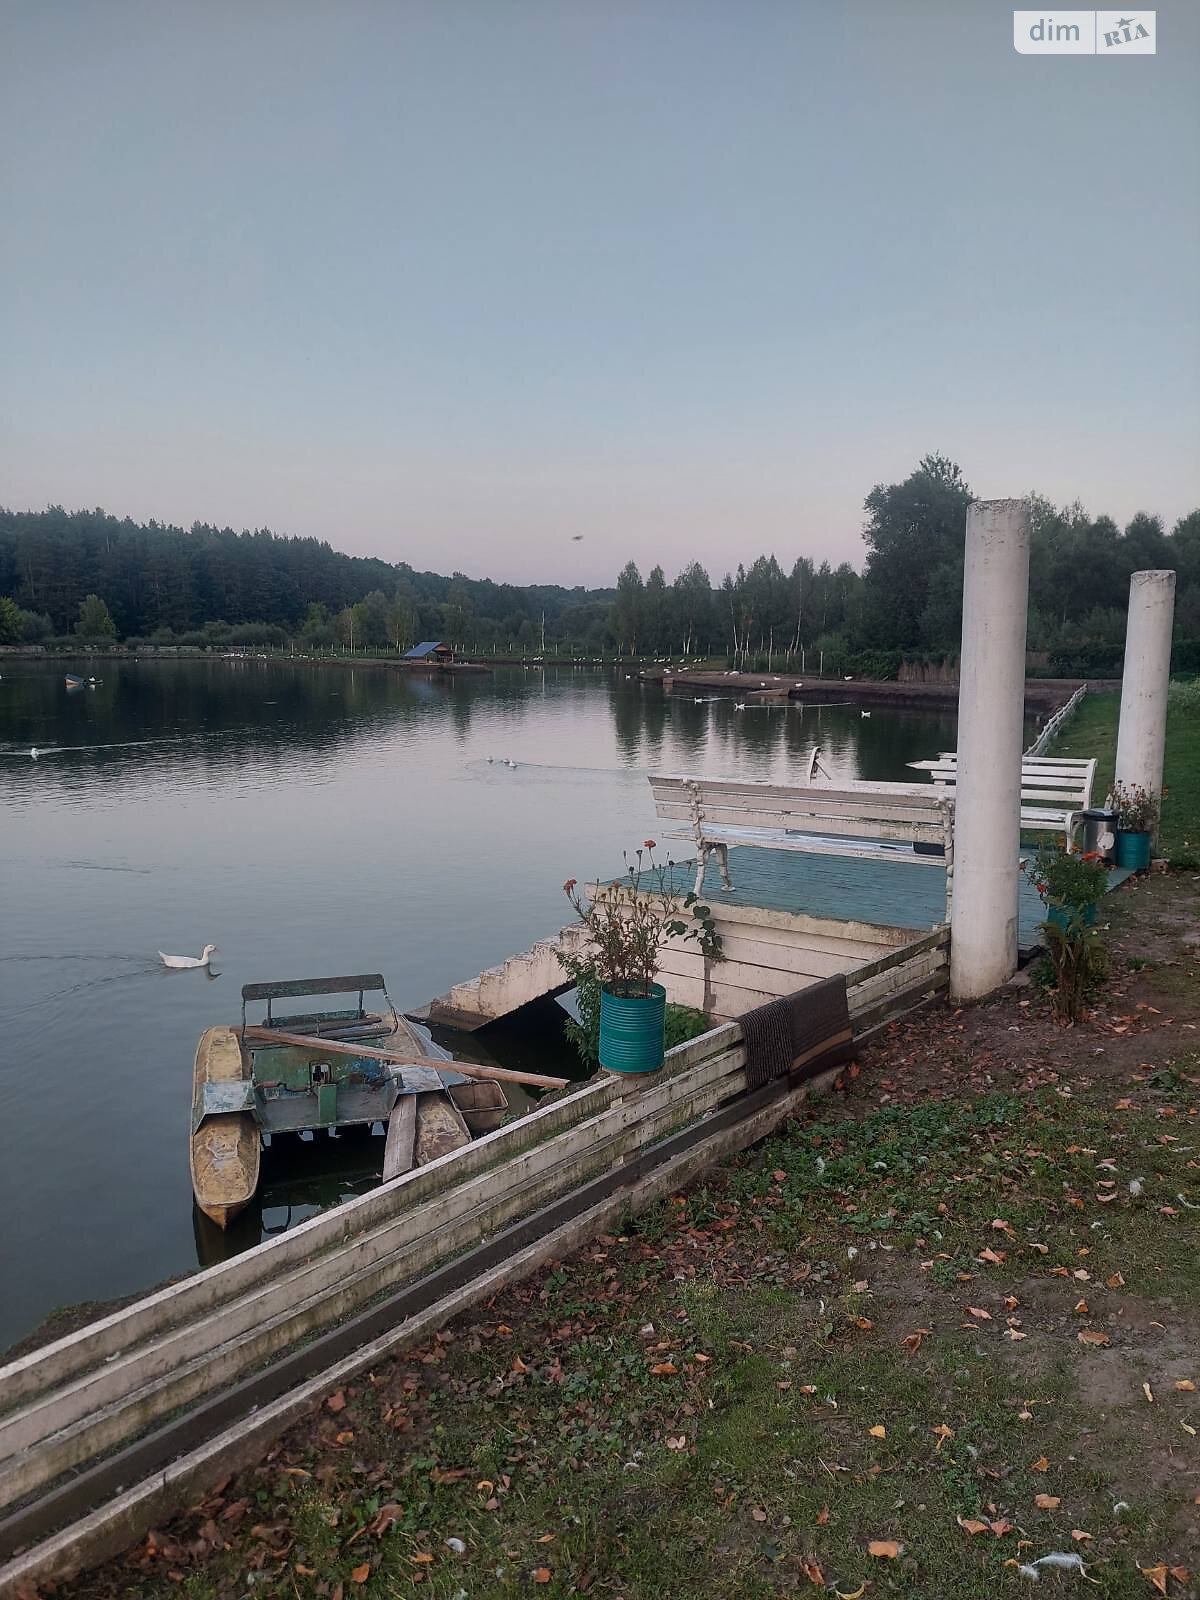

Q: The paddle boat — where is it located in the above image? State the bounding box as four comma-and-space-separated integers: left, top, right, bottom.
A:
190, 973, 512, 1227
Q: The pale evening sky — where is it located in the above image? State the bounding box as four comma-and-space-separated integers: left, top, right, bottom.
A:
2, 0, 1197, 587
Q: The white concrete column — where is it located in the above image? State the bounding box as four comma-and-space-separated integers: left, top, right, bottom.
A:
949, 498, 1031, 1001
1114, 570, 1176, 809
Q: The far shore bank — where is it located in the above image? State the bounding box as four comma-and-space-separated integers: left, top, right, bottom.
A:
644, 667, 1117, 713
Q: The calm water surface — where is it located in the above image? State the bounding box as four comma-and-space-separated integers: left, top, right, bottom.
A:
1, 660, 963, 1345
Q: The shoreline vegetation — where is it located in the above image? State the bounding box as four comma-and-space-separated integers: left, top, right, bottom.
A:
3, 456, 1198, 680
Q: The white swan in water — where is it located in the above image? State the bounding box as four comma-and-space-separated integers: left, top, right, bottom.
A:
160, 944, 218, 969
861, 710, 872, 718
29, 747, 40, 759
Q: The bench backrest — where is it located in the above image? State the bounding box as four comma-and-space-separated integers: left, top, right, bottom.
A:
649, 774, 953, 849
909, 755, 1095, 810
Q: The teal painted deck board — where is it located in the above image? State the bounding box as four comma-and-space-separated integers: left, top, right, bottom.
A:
642, 847, 1131, 951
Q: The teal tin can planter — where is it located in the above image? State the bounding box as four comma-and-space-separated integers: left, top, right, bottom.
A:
599, 983, 666, 1074
1115, 830, 1152, 871
1046, 902, 1096, 933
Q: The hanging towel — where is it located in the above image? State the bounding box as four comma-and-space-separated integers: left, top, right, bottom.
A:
739, 974, 854, 1091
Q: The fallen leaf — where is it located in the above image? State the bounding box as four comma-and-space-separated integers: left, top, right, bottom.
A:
957, 1517, 989, 1536
901, 1328, 932, 1354
990, 1519, 1015, 1537
349, 1564, 371, 1586
1174, 1380, 1196, 1392
965, 1306, 992, 1321
1143, 1381, 1155, 1404
532, 1568, 552, 1585
1077, 1330, 1111, 1347
326, 1390, 346, 1413
1141, 1565, 1169, 1595
867, 1539, 902, 1558
1074, 1299, 1089, 1314
665, 1435, 687, 1451
800, 1557, 825, 1584
1034, 1494, 1061, 1509
854, 1316, 873, 1330
835, 1586, 867, 1600
536, 1534, 555, 1544
868, 1425, 886, 1439
649, 1362, 678, 1376
1006, 1327, 1028, 1341
366, 1504, 401, 1537
1071, 1529, 1093, 1542
1031, 1456, 1050, 1472
816, 1505, 830, 1525
751, 1507, 768, 1523
979, 1247, 1006, 1265
933, 1423, 954, 1451
1181, 1421, 1197, 1437
1108, 1272, 1126, 1288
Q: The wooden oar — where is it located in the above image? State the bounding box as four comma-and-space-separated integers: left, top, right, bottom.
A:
241, 1026, 568, 1091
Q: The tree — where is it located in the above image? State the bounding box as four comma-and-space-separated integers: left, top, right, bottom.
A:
76, 593, 116, 639
0, 595, 21, 643
614, 562, 644, 654
357, 590, 390, 648
672, 562, 713, 656
860, 454, 973, 649
643, 565, 671, 653
387, 586, 419, 651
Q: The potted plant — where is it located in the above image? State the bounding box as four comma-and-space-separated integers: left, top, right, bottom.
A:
1110, 782, 1159, 871
561, 842, 722, 1074
1027, 846, 1108, 932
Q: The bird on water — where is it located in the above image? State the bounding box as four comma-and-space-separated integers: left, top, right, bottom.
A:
159, 944, 219, 969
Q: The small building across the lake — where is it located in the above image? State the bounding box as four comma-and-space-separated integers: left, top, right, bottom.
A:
403, 640, 455, 663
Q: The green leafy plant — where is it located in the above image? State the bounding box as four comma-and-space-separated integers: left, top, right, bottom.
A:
561, 842, 722, 998
1111, 780, 1159, 833
557, 952, 713, 1068
1038, 913, 1110, 1024
1025, 845, 1107, 911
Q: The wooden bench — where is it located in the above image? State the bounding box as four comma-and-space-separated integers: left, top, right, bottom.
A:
648, 774, 955, 919
906, 754, 1096, 849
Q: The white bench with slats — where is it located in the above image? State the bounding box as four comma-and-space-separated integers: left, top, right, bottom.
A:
907, 754, 1096, 850
648, 774, 956, 919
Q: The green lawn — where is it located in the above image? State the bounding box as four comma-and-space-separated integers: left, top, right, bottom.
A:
1050, 688, 1200, 867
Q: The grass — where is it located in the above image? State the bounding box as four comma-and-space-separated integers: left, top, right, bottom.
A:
1049, 687, 1200, 866
76, 1043, 1200, 1595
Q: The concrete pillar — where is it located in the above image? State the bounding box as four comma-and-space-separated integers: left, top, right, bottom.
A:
949, 498, 1031, 1001
1114, 570, 1176, 809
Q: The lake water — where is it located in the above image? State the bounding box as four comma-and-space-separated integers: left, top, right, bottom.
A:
0, 659, 962, 1347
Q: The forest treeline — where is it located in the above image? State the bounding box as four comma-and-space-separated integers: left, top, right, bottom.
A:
2, 456, 1197, 675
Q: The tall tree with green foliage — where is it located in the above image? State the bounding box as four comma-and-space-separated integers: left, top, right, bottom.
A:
614, 561, 644, 654
75, 593, 116, 639
860, 453, 973, 650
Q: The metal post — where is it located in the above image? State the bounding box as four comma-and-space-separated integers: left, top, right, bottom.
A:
949, 498, 1031, 1001
1114, 570, 1176, 813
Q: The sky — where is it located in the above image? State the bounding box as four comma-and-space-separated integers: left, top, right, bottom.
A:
1, 0, 1197, 588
